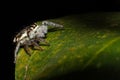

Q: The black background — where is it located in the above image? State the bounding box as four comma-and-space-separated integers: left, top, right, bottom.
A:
1, 0, 120, 80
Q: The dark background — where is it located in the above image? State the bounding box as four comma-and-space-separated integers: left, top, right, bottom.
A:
1, 0, 120, 80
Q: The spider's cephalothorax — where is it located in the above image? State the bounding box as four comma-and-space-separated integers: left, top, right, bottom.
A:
13, 21, 63, 63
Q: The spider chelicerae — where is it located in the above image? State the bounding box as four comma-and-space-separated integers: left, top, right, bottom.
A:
13, 21, 63, 63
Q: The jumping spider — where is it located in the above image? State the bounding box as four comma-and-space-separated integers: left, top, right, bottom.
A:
13, 21, 63, 63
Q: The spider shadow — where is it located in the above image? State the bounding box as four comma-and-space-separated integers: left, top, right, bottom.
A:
39, 43, 50, 46
48, 27, 65, 33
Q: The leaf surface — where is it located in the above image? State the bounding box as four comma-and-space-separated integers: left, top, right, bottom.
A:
15, 12, 120, 80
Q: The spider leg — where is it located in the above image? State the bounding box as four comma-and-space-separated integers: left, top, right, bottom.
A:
35, 37, 50, 46
14, 42, 20, 63
24, 44, 31, 56
31, 39, 44, 50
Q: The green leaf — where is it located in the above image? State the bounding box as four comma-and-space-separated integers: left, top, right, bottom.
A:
15, 12, 120, 80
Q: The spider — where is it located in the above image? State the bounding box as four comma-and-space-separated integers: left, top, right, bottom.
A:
13, 21, 63, 63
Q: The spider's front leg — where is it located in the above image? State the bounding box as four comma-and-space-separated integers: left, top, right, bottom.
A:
23, 40, 35, 56
35, 37, 50, 46
30, 38, 44, 50
24, 44, 32, 56
14, 42, 20, 63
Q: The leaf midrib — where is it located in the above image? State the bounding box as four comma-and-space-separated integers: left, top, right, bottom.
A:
82, 37, 120, 70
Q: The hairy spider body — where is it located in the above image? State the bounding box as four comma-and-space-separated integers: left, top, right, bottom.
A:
13, 21, 63, 63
